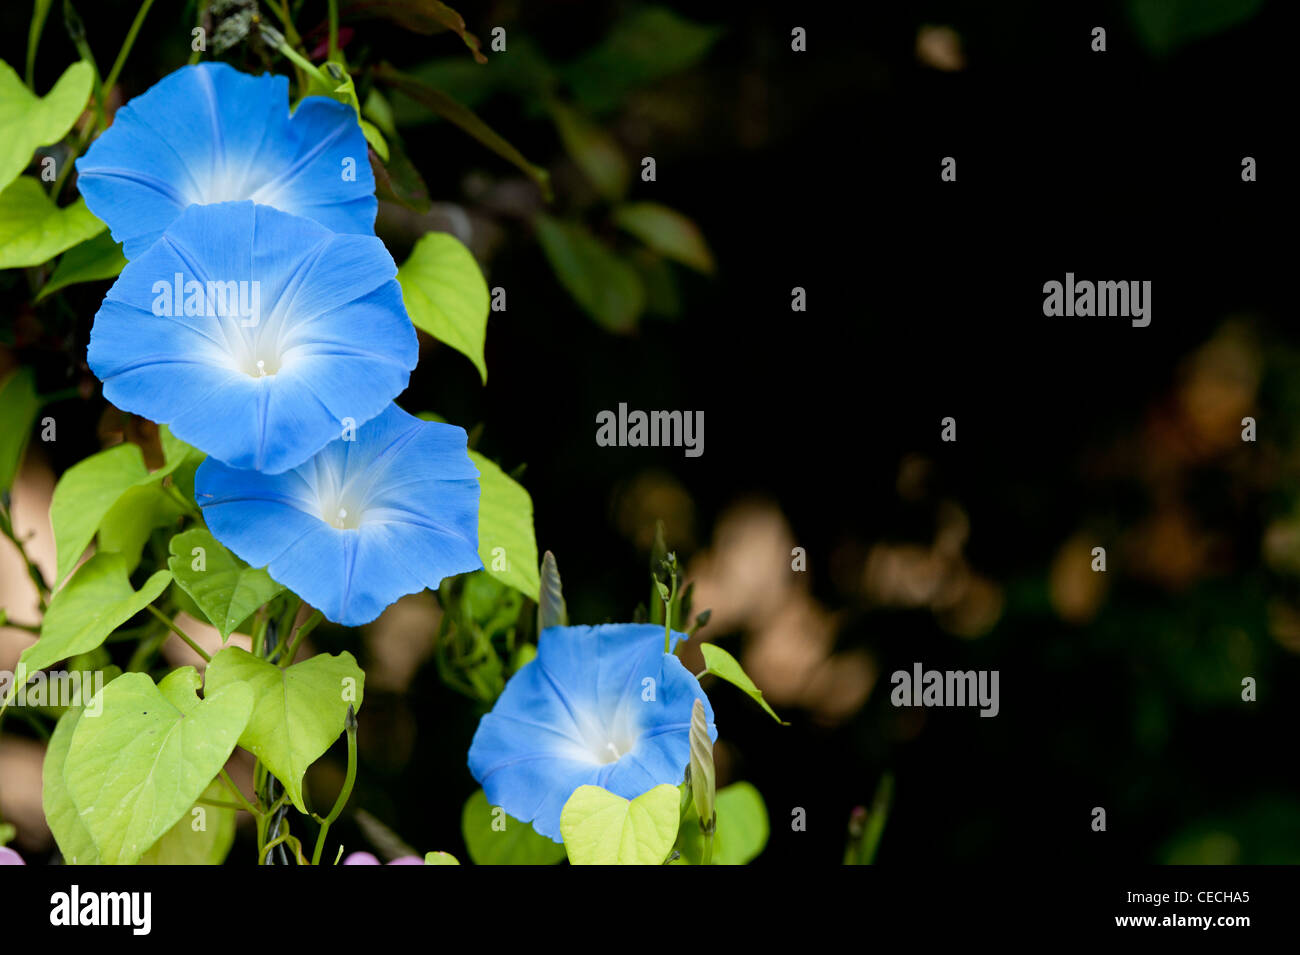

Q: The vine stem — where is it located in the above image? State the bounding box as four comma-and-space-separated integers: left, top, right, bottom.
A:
280, 609, 322, 668
145, 605, 210, 662
198, 797, 246, 812
102, 0, 157, 102
260, 832, 306, 865
218, 769, 261, 819
663, 571, 678, 654
162, 482, 200, 518
0, 500, 49, 612
311, 705, 357, 865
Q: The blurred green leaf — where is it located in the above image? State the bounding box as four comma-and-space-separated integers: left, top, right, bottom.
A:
534, 214, 645, 332
631, 249, 683, 319
397, 231, 489, 382
461, 788, 566, 864
0, 59, 92, 190
613, 202, 713, 273
0, 177, 104, 269
35, 230, 125, 301
370, 144, 432, 212
1128, 0, 1267, 54
342, 0, 487, 62
675, 781, 769, 865
0, 367, 40, 491
549, 100, 628, 200
561, 6, 722, 114
374, 63, 552, 199
387, 40, 558, 121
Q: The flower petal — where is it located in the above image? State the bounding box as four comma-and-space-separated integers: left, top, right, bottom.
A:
196, 404, 481, 626
76, 63, 376, 258
467, 624, 715, 842
89, 201, 417, 474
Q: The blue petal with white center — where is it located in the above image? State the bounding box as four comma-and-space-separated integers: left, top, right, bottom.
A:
76, 62, 376, 259
87, 200, 417, 474
467, 623, 717, 842
195, 403, 482, 627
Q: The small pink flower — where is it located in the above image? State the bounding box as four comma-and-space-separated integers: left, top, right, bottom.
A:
342, 851, 424, 865
0, 847, 25, 865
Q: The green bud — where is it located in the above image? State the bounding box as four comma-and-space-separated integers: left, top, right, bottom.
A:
537, 550, 568, 631
688, 699, 715, 833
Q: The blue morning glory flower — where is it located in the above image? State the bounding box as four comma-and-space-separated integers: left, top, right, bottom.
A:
76, 62, 376, 259
87, 200, 417, 474
467, 624, 717, 842
195, 402, 482, 627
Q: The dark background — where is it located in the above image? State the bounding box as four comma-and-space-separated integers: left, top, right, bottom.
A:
4, 0, 1297, 865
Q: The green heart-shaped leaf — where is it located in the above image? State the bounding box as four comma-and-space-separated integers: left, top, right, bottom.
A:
0, 60, 93, 190
0, 176, 104, 270
16, 553, 170, 679
560, 783, 679, 865
50, 430, 200, 585
471, 451, 539, 600
64, 669, 253, 865
397, 231, 489, 383
138, 779, 237, 865
203, 647, 363, 814
168, 528, 284, 641
42, 705, 99, 864
50, 442, 150, 585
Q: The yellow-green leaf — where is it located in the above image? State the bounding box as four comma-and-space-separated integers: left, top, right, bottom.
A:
397, 231, 489, 382
0, 177, 104, 269
138, 779, 237, 865
167, 528, 284, 641
35, 230, 125, 301
16, 554, 170, 680
0, 367, 40, 491
470, 451, 538, 600
0, 59, 93, 190
700, 642, 787, 724
64, 669, 253, 865
560, 783, 679, 865
203, 646, 364, 814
